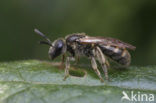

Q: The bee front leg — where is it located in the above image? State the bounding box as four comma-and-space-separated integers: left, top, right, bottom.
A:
63, 57, 70, 80
63, 56, 75, 81
91, 57, 104, 82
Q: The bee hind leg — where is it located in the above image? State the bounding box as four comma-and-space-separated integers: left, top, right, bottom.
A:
96, 47, 109, 80
91, 57, 104, 82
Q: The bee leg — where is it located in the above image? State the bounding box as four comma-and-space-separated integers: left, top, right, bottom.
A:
102, 63, 109, 80
63, 57, 70, 81
105, 60, 110, 68
63, 57, 75, 81
91, 57, 104, 82
96, 47, 109, 80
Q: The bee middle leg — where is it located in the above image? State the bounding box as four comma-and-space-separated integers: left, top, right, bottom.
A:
96, 47, 109, 80
91, 57, 104, 82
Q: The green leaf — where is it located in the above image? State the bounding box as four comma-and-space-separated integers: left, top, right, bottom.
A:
0, 60, 156, 103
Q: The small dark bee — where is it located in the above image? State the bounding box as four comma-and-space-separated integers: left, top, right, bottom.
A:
34, 29, 136, 82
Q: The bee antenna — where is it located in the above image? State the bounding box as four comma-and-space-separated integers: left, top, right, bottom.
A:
34, 28, 52, 44
39, 41, 53, 46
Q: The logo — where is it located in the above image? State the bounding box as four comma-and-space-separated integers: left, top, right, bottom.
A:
121, 91, 154, 102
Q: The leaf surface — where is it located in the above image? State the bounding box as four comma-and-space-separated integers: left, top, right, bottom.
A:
0, 60, 156, 103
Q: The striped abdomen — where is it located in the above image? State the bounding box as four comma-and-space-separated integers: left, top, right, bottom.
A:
99, 45, 131, 66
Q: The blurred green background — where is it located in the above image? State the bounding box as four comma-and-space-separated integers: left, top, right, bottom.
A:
0, 0, 156, 65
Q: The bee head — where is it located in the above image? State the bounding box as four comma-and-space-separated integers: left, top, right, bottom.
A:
48, 39, 66, 60
34, 29, 66, 60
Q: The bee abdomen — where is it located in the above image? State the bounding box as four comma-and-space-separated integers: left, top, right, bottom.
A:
99, 45, 131, 66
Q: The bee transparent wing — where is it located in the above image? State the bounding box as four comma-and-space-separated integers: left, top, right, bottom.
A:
100, 37, 136, 50
78, 36, 136, 50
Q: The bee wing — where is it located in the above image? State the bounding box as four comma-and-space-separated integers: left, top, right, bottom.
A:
78, 36, 136, 50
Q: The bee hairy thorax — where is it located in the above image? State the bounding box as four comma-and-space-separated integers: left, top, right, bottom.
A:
99, 44, 131, 66
75, 43, 94, 57
65, 34, 92, 57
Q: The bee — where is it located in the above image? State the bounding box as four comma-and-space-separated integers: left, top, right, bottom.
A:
34, 29, 136, 82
